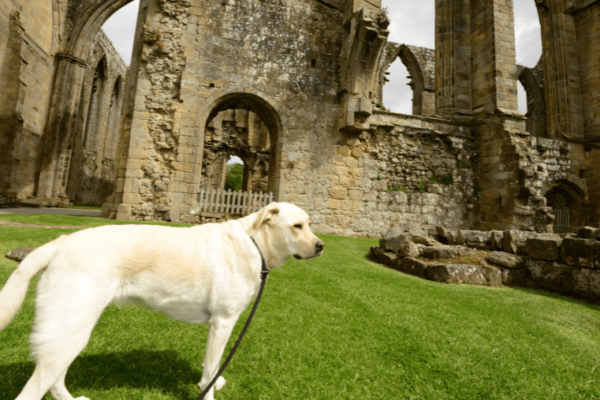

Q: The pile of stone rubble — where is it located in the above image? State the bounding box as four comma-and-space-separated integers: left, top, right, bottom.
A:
369, 226, 600, 301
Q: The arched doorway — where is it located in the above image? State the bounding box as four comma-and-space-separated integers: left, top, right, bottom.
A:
198, 91, 283, 197
545, 181, 585, 229
203, 109, 271, 194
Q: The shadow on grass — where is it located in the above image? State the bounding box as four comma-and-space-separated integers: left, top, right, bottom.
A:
0, 350, 203, 399
508, 285, 600, 309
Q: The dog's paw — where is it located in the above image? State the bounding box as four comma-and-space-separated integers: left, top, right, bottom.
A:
215, 376, 226, 391
75, 397, 91, 400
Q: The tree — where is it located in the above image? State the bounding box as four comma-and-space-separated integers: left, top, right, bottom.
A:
225, 163, 243, 191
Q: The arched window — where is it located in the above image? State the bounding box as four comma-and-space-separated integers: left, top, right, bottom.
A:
83, 58, 106, 149
102, 76, 122, 158
380, 0, 434, 115
514, 1, 542, 120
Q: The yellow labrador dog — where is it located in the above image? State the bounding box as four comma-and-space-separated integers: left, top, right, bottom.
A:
0, 202, 323, 400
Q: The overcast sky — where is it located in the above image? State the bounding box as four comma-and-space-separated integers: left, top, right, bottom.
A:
102, 0, 542, 117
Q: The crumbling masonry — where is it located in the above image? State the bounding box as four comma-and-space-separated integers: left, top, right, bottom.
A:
0, 0, 599, 237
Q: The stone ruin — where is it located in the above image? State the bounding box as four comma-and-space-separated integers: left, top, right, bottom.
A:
370, 225, 600, 302
0, 0, 599, 238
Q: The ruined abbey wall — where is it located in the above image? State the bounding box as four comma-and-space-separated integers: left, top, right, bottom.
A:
1, 0, 600, 238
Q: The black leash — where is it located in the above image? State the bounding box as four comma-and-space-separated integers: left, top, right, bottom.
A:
196, 236, 269, 400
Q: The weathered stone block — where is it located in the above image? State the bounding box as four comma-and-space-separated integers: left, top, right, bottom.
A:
422, 246, 459, 259
329, 187, 347, 200
565, 267, 600, 300
486, 251, 523, 269
399, 257, 428, 278
526, 237, 562, 262
577, 226, 597, 239
447, 231, 457, 245
4, 247, 36, 263
457, 230, 491, 249
560, 238, 594, 269
481, 266, 502, 287
379, 234, 411, 253
502, 230, 534, 255
525, 259, 569, 292
426, 264, 487, 285
501, 268, 528, 286
398, 241, 420, 257
491, 231, 503, 251
412, 235, 443, 246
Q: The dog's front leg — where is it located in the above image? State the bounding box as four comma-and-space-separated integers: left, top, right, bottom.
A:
198, 318, 237, 400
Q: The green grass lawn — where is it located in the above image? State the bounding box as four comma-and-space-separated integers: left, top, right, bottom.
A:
1, 217, 599, 399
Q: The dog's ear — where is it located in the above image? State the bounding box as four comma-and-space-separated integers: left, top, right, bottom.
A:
253, 203, 280, 230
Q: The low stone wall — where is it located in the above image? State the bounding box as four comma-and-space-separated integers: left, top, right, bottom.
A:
369, 226, 600, 301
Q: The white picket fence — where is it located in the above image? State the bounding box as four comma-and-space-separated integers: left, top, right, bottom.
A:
195, 188, 274, 215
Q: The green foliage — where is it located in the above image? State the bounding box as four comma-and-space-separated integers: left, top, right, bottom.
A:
225, 163, 243, 192
418, 181, 425, 193
387, 186, 406, 192
443, 174, 454, 185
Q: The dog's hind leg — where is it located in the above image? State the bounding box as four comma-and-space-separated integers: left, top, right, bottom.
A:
15, 326, 94, 400
16, 272, 113, 400
197, 318, 237, 400
49, 370, 90, 400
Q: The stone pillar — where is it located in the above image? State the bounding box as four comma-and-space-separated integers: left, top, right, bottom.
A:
434, 0, 472, 115
470, 0, 519, 115
0, 13, 25, 199
36, 53, 87, 201
537, 0, 584, 140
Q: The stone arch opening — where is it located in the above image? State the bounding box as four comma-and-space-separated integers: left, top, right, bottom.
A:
67, 0, 136, 60
379, 45, 429, 115
545, 180, 586, 229
36, 0, 140, 200
200, 92, 282, 196
518, 66, 546, 137
83, 57, 107, 150
103, 75, 123, 158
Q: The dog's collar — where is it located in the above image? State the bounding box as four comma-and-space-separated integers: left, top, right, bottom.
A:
249, 236, 269, 281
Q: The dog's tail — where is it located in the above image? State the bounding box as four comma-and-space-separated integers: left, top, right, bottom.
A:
0, 239, 60, 331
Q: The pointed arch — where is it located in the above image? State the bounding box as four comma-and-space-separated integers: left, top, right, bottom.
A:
378, 44, 431, 115
545, 179, 587, 229
517, 66, 546, 137
67, 0, 136, 60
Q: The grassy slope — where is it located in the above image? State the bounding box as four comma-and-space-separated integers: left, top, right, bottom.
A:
0, 221, 599, 399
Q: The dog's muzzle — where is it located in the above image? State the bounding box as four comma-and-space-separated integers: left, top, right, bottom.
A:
294, 241, 324, 260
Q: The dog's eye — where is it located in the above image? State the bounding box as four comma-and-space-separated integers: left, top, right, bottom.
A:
294, 224, 303, 229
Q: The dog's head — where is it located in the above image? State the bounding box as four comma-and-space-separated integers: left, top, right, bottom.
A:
251, 202, 324, 264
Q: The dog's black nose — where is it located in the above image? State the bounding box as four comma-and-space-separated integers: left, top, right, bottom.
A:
315, 241, 324, 253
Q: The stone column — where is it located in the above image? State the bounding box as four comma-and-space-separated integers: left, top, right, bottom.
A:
470, 0, 519, 115
434, 0, 472, 115
36, 53, 87, 200
0, 13, 25, 199
537, 0, 584, 140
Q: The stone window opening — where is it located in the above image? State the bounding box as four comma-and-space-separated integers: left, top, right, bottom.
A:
102, 76, 123, 159
381, 53, 414, 115
82, 58, 106, 150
